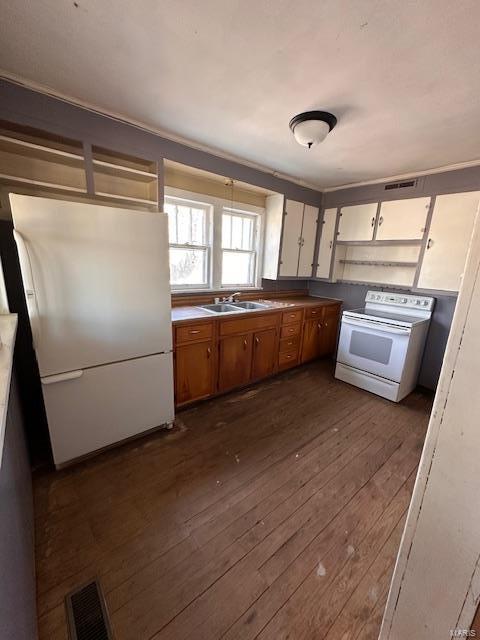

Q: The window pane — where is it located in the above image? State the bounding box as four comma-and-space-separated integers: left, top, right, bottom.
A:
231, 216, 243, 250
222, 250, 254, 286
176, 206, 191, 245
222, 213, 232, 248
165, 205, 177, 244
242, 217, 253, 250
191, 208, 205, 245
170, 247, 207, 286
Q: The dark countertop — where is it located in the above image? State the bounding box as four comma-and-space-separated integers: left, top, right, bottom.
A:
171, 296, 341, 325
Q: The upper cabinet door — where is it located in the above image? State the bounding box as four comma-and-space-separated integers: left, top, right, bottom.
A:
337, 203, 378, 241
297, 204, 319, 277
279, 199, 304, 276
417, 192, 480, 292
316, 208, 337, 279
376, 197, 431, 240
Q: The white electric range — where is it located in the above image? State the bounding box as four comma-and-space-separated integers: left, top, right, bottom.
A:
335, 291, 435, 402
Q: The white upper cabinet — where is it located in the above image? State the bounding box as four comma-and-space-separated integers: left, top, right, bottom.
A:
337, 203, 378, 241
316, 208, 337, 279
297, 204, 319, 277
263, 196, 319, 279
279, 199, 304, 276
376, 197, 431, 240
417, 191, 480, 292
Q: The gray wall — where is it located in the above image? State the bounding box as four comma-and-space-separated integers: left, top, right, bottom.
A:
309, 280, 457, 390
0, 371, 37, 640
0, 79, 322, 208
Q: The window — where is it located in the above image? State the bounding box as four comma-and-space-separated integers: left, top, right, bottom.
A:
165, 190, 263, 291
221, 209, 258, 287
165, 198, 211, 289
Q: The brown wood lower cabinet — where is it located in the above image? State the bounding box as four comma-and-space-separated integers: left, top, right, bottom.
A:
319, 306, 340, 356
218, 333, 253, 392
252, 328, 277, 380
301, 318, 323, 363
173, 302, 341, 406
301, 306, 341, 363
175, 340, 214, 405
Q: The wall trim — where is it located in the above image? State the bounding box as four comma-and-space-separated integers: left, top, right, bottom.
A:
323, 160, 480, 192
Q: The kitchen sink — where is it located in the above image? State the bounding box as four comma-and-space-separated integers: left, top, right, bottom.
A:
232, 301, 268, 310
199, 303, 241, 314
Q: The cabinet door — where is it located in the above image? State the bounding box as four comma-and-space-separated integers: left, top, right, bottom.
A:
376, 197, 430, 240
417, 191, 480, 291
301, 318, 322, 363
318, 306, 340, 357
316, 208, 337, 278
218, 333, 253, 391
279, 199, 303, 276
175, 341, 214, 405
252, 328, 277, 379
337, 203, 378, 241
297, 204, 318, 277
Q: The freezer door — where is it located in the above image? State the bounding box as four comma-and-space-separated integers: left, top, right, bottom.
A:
41, 353, 174, 466
10, 194, 172, 377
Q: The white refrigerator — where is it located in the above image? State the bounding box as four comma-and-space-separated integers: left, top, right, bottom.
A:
10, 193, 174, 467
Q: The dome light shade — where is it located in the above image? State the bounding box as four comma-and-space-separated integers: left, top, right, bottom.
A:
289, 111, 337, 148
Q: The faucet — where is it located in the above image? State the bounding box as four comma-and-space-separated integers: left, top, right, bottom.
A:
222, 292, 242, 303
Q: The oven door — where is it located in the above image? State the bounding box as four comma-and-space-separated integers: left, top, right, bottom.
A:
337, 316, 411, 382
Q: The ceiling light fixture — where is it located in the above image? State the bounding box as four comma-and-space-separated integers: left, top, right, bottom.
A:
289, 110, 337, 148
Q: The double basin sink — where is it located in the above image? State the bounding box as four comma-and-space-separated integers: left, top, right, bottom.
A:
198, 301, 269, 315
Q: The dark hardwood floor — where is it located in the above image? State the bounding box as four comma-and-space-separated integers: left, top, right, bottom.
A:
34, 361, 431, 640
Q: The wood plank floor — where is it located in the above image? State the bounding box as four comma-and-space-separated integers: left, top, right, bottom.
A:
34, 360, 431, 640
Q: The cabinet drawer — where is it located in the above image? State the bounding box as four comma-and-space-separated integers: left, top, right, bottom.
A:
220, 313, 278, 336
305, 306, 324, 319
279, 335, 300, 353
278, 349, 298, 369
282, 309, 303, 325
175, 322, 213, 344
280, 323, 301, 339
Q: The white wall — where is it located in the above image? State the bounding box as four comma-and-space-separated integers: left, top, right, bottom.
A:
380, 209, 480, 637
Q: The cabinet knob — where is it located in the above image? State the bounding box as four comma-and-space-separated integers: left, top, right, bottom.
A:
311, 311, 317, 315
243, 339, 248, 349
427, 238, 433, 249
378, 216, 384, 226
317, 323, 322, 330
206, 347, 211, 358
329, 240, 333, 249
371, 216, 375, 227
189, 330, 200, 334
255, 337, 260, 345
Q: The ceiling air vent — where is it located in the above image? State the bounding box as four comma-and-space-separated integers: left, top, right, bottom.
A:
384, 179, 417, 191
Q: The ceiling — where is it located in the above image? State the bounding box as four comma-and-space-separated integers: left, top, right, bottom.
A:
1, 0, 480, 190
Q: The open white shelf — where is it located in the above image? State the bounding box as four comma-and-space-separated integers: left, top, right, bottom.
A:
339, 259, 418, 268
92, 158, 157, 181
0, 173, 87, 193
94, 191, 158, 206
0, 134, 84, 167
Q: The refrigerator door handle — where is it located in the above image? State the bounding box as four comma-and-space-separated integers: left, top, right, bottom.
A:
41, 370, 84, 385
13, 229, 41, 346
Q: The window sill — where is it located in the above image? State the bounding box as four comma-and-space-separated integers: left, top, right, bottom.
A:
171, 286, 264, 296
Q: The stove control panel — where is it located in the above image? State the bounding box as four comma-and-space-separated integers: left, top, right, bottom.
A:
365, 291, 435, 311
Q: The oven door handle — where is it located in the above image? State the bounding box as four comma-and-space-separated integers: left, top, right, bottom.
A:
342, 317, 411, 335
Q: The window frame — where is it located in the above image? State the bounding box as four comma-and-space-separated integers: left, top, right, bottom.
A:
164, 195, 212, 290
165, 187, 264, 292
220, 207, 260, 289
